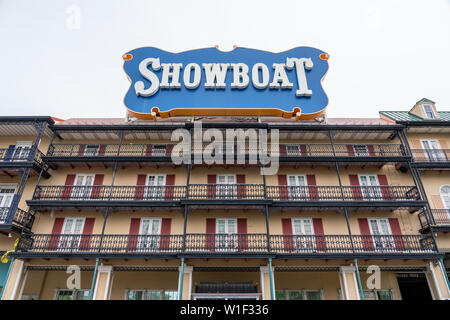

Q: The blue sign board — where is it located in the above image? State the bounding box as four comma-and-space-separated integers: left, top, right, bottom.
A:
123, 46, 329, 120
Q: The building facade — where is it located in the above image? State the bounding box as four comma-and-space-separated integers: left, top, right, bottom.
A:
1, 98, 450, 300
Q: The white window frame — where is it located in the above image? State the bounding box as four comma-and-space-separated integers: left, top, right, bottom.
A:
217, 174, 237, 199
439, 185, 450, 221
84, 144, 100, 156
54, 289, 90, 300
275, 289, 323, 300
145, 174, 166, 200
287, 174, 308, 200
420, 139, 445, 161
13, 141, 32, 161
125, 289, 178, 300
368, 217, 395, 251
422, 104, 436, 119
286, 144, 302, 156
358, 174, 382, 201
57, 217, 86, 252
152, 145, 167, 156
353, 144, 369, 157
363, 289, 394, 300
216, 218, 238, 251
137, 217, 162, 251
291, 218, 315, 251
71, 173, 95, 200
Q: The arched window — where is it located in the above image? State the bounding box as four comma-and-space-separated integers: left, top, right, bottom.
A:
439, 185, 450, 209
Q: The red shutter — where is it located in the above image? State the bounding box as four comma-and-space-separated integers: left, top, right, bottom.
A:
78, 144, 86, 156
127, 218, 141, 251
207, 175, 216, 199
47, 218, 65, 250
299, 145, 308, 156
237, 218, 248, 251
281, 218, 294, 252
90, 174, 104, 199
358, 218, 374, 251
164, 174, 175, 200
134, 175, 147, 200
346, 145, 355, 156
377, 175, 393, 200
145, 145, 153, 156
166, 145, 174, 156
79, 218, 95, 250
159, 218, 171, 250
236, 175, 246, 199
280, 144, 287, 156
61, 174, 76, 200
98, 144, 106, 156
278, 175, 288, 200
206, 218, 216, 251
349, 175, 363, 200
367, 145, 376, 156
307, 174, 319, 200
313, 218, 327, 251
388, 218, 405, 251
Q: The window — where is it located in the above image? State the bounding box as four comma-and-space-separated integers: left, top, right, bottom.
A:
20, 294, 38, 300
363, 289, 394, 300
439, 186, 450, 221
217, 174, 237, 199
71, 174, 95, 200
55, 289, 89, 300
368, 218, 395, 251
138, 218, 161, 251
276, 289, 322, 300
423, 104, 436, 119
58, 217, 85, 251
353, 145, 369, 157
358, 175, 382, 200
152, 145, 167, 156
421, 139, 445, 161
216, 218, 237, 251
126, 289, 177, 300
286, 145, 301, 156
292, 218, 315, 251
12, 141, 32, 161
145, 174, 166, 200
84, 144, 99, 156
0, 184, 16, 222
287, 175, 308, 200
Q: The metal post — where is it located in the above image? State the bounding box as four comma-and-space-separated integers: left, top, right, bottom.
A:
354, 258, 364, 300
268, 257, 275, 300
89, 258, 100, 300
439, 258, 450, 294
178, 257, 185, 300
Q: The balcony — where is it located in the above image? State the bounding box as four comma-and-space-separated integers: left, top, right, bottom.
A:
27, 184, 424, 210
0, 147, 49, 177
43, 143, 408, 167
411, 149, 450, 169
14, 233, 437, 259
0, 207, 35, 232
419, 209, 450, 232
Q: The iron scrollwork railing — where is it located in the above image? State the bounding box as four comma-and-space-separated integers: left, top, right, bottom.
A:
0, 207, 34, 230
411, 149, 450, 162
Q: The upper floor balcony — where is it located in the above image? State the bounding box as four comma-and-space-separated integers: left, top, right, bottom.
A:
419, 209, 450, 232
27, 184, 424, 211
43, 142, 409, 168
411, 149, 450, 169
14, 233, 438, 259
0, 146, 49, 178
0, 207, 35, 233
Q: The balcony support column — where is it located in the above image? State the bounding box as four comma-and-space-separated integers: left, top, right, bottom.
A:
92, 265, 113, 300
89, 258, 100, 300
338, 265, 361, 300
353, 259, 365, 300
260, 263, 275, 300
0, 258, 25, 300
427, 260, 450, 300
178, 260, 192, 300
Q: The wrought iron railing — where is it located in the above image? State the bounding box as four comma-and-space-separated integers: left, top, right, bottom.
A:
46, 143, 406, 159
420, 209, 450, 228
411, 149, 450, 162
267, 186, 420, 202
31, 185, 421, 203
32, 185, 187, 201
0, 207, 34, 230
0, 146, 46, 167
16, 233, 437, 255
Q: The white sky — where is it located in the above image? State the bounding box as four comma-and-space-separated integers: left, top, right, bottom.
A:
0, 0, 449, 120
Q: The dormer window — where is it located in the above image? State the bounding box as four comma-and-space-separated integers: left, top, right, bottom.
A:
423, 104, 436, 119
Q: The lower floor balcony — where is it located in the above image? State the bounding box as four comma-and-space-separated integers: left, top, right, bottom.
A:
0, 207, 34, 233
15, 233, 438, 259
419, 209, 450, 232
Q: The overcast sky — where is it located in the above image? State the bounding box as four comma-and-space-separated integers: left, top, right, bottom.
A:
0, 0, 449, 120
